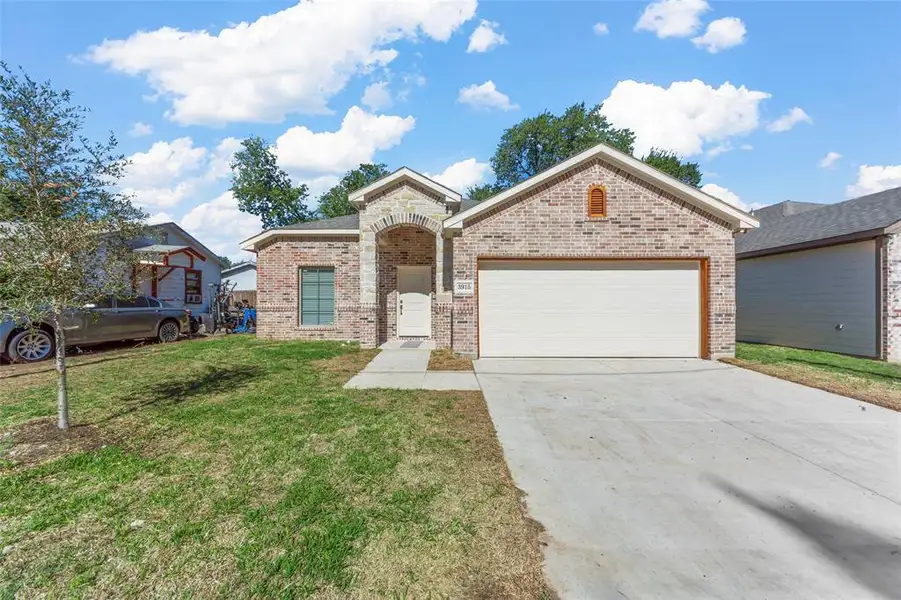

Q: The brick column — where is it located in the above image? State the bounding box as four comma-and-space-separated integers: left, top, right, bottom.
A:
359, 229, 379, 348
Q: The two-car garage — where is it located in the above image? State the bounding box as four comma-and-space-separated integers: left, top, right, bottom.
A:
477, 259, 707, 358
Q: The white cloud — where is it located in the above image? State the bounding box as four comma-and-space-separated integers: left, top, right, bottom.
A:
146, 211, 174, 225
691, 17, 746, 53
635, 0, 709, 38
121, 137, 239, 209
305, 175, 342, 205
846, 165, 901, 197
601, 79, 770, 157
818, 151, 842, 169
701, 183, 762, 212
425, 158, 490, 191
180, 191, 262, 260
121, 137, 208, 193
706, 142, 732, 159
361, 82, 392, 111
458, 80, 518, 111
740, 144, 754, 151
129, 121, 153, 137
467, 20, 507, 52
593, 22, 609, 35
767, 107, 812, 133
85, 0, 477, 125
275, 106, 414, 175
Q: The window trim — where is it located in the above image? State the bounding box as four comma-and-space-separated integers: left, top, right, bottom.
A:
587, 184, 607, 218
184, 268, 203, 304
299, 266, 336, 327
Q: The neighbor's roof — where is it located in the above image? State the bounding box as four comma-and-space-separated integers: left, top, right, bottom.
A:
133, 244, 193, 254
736, 187, 901, 257
444, 141, 759, 231
222, 262, 257, 276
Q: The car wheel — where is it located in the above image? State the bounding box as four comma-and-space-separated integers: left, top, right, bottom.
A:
157, 320, 180, 343
8, 329, 55, 363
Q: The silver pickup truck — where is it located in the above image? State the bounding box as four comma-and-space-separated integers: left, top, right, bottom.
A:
1, 296, 191, 363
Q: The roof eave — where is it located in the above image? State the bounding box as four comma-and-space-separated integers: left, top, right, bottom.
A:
736, 227, 887, 260
443, 143, 759, 232
240, 228, 360, 251
348, 168, 462, 206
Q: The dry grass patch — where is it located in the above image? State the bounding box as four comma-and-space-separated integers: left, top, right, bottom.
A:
428, 348, 474, 371
726, 342, 901, 412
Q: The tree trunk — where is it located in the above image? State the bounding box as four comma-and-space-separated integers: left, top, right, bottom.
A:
52, 316, 69, 429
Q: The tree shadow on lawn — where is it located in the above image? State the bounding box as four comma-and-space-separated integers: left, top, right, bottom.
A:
96, 364, 264, 423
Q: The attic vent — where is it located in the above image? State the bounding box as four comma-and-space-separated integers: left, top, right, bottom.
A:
588, 185, 607, 218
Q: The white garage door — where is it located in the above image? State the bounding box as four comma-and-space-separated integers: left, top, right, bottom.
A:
478, 260, 702, 358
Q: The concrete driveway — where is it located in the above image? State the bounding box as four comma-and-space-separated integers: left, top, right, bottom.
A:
474, 358, 901, 600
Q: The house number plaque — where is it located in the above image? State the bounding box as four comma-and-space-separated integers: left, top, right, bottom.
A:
453, 279, 474, 296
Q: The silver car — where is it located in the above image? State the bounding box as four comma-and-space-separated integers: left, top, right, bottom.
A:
1, 296, 191, 363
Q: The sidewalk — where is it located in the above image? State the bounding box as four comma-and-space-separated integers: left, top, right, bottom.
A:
344, 346, 481, 391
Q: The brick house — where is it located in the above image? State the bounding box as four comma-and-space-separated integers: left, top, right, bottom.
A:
241, 142, 758, 359
736, 187, 901, 361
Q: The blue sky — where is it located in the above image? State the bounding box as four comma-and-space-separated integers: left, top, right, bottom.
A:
3, 0, 899, 258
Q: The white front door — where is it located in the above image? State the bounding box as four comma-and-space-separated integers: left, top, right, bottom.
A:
397, 266, 431, 337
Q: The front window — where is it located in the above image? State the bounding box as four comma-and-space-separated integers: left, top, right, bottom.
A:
300, 267, 335, 326
185, 269, 203, 304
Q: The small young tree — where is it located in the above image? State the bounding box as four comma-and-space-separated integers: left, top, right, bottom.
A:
0, 65, 147, 429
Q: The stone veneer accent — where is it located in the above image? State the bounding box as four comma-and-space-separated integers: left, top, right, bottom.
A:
377, 226, 436, 345
882, 234, 901, 362
450, 158, 736, 358
255, 236, 360, 341
358, 181, 454, 348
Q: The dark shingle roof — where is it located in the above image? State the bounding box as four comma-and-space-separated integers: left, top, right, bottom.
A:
279, 213, 359, 230
736, 187, 901, 256
750, 200, 825, 225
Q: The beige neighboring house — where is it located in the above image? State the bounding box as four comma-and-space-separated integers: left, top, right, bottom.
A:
241, 142, 759, 359
736, 187, 901, 361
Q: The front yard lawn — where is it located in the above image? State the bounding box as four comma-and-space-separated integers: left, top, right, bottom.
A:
0, 337, 551, 598
727, 343, 901, 411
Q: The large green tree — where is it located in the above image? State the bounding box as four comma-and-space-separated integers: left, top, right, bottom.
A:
489, 102, 703, 190
229, 136, 311, 229
318, 163, 390, 218
0, 65, 147, 429
641, 148, 702, 187
465, 183, 501, 203
490, 102, 636, 189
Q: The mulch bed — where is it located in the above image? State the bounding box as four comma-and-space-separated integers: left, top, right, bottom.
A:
1, 418, 115, 469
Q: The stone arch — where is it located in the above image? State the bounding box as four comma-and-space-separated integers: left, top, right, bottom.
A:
370, 212, 442, 236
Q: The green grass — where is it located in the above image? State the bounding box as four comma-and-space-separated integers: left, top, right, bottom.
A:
0, 337, 549, 599
732, 342, 901, 410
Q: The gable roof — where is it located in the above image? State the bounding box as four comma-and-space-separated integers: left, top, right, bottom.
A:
150, 222, 226, 267
222, 262, 257, 277
444, 142, 758, 232
348, 167, 462, 206
736, 186, 901, 257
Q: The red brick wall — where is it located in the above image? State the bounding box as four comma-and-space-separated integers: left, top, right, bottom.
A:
256, 235, 360, 341
451, 158, 736, 358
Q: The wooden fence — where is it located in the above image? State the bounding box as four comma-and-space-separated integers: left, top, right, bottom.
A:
231, 290, 257, 307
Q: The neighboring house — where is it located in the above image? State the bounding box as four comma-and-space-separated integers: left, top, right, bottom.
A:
222, 262, 257, 291
735, 187, 901, 361
132, 222, 225, 323
241, 142, 758, 358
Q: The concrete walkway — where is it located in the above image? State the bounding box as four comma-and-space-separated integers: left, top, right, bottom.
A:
344, 345, 480, 390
